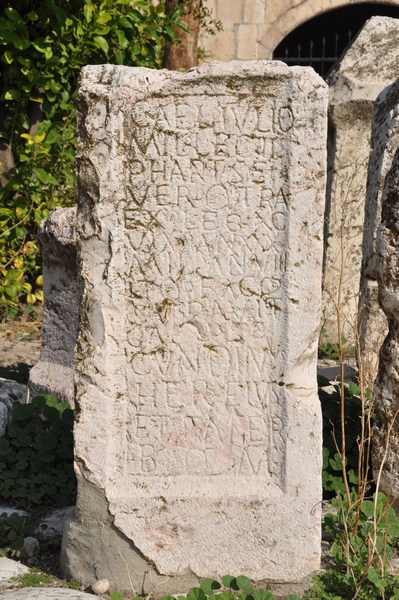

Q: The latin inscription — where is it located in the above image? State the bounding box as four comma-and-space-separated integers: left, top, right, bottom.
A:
117, 92, 296, 483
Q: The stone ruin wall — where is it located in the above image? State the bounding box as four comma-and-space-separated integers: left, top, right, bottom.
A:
60, 61, 327, 594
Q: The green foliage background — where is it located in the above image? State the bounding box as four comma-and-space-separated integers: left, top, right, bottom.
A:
0, 0, 189, 316
0, 394, 76, 508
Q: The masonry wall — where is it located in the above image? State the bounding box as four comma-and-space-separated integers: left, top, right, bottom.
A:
201, 0, 399, 61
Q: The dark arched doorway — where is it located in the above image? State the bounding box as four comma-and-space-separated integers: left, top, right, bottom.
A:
273, 3, 399, 78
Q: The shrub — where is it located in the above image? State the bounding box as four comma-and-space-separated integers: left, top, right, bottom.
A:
0, 394, 76, 508
0, 0, 188, 317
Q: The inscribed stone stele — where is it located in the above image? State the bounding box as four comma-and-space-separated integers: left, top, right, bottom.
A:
61, 61, 327, 595
323, 16, 399, 347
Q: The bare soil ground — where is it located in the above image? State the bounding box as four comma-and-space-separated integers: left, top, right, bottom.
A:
0, 320, 42, 384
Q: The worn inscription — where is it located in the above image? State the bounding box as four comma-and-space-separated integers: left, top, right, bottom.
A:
115, 92, 296, 483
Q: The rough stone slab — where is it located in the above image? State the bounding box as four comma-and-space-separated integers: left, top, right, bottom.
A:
322, 16, 399, 346
28, 207, 78, 407
39, 506, 74, 539
0, 558, 29, 584
359, 77, 399, 386
373, 145, 399, 503
0, 378, 28, 437
0, 507, 27, 518
0, 591, 93, 599
62, 61, 327, 594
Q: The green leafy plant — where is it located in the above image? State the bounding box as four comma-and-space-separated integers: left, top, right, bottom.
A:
0, 511, 43, 558
0, 0, 192, 317
0, 394, 76, 508
318, 376, 369, 498
111, 577, 301, 600
306, 492, 399, 600
319, 328, 355, 360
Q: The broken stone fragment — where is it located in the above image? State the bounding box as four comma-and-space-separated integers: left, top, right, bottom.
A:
28, 207, 78, 407
0, 378, 28, 437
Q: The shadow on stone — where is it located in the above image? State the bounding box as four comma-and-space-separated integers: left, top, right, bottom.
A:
0, 362, 33, 385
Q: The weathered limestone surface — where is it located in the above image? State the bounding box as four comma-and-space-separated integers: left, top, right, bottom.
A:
0, 378, 28, 437
359, 78, 399, 386
61, 61, 327, 594
373, 146, 399, 505
28, 207, 78, 407
0, 557, 29, 585
0, 591, 94, 599
322, 16, 399, 346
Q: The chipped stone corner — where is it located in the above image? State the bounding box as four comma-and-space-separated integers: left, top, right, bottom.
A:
61, 475, 200, 597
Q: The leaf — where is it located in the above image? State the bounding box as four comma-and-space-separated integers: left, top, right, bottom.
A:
4, 90, 20, 101
84, 4, 93, 23
360, 499, 374, 518
45, 130, 60, 144
17, 434, 33, 447
187, 588, 206, 600
110, 594, 124, 600
127, 8, 145, 23
285, 596, 302, 600
2, 51, 13, 64
219, 593, 236, 600
33, 168, 58, 185
222, 576, 239, 590
200, 579, 221, 594
236, 576, 254, 593
26, 293, 37, 305
93, 35, 109, 54
164, 25, 177, 38
4, 285, 19, 299
5, 7, 22, 22
35, 432, 58, 451
115, 29, 129, 49
35, 132, 46, 143
12, 402, 36, 421
348, 381, 360, 396
12, 38, 30, 51
367, 568, 384, 590
253, 590, 276, 600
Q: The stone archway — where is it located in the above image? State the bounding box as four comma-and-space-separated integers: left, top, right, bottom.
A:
273, 2, 399, 77
201, 0, 399, 63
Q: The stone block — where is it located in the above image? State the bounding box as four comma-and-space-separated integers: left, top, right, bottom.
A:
236, 24, 258, 59
200, 30, 236, 62
323, 16, 399, 346
215, 1, 242, 28
373, 146, 399, 505
359, 78, 399, 387
61, 61, 327, 594
243, 0, 266, 23
0, 378, 28, 437
28, 207, 78, 407
265, 0, 290, 27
